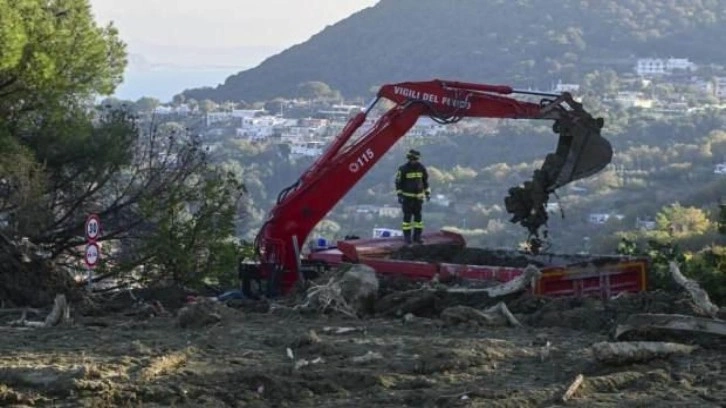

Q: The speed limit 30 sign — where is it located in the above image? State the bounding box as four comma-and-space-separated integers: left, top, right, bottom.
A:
85, 214, 101, 242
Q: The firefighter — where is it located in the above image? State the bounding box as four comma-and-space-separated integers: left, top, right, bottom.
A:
395, 149, 430, 244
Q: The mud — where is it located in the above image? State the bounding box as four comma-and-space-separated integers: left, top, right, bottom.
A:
0, 286, 723, 408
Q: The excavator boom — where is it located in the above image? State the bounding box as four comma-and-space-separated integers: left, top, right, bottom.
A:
254, 79, 612, 294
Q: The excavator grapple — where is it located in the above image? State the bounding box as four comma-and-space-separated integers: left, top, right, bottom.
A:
252, 79, 614, 295
505, 95, 612, 249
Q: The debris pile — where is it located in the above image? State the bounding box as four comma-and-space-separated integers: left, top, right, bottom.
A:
0, 232, 79, 307
294, 264, 379, 318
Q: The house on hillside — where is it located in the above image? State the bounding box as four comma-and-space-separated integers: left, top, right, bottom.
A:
552, 80, 580, 93
714, 163, 726, 175
154, 104, 192, 116
614, 91, 654, 109
635, 58, 697, 77
635, 217, 657, 231
290, 141, 325, 158
716, 77, 726, 100
235, 116, 285, 141
588, 212, 625, 225
317, 104, 362, 119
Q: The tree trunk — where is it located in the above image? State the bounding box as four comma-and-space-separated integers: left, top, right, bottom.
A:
0, 234, 80, 307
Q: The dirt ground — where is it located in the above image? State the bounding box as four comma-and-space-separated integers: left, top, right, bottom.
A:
0, 286, 724, 408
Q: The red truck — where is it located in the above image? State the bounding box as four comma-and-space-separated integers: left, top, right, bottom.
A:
308, 230, 648, 298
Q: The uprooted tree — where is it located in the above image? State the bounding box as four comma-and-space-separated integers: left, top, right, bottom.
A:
0, 0, 246, 306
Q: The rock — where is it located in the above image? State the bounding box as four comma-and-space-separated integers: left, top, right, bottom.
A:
351, 351, 384, 364
177, 298, 225, 329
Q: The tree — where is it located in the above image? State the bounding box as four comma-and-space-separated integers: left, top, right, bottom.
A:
133, 168, 245, 286
297, 81, 341, 100
0, 1, 247, 304
0, 0, 126, 120
134, 97, 160, 114
655, 203, 712, 238
582, 69, 620, 96
199, 99, 219, 113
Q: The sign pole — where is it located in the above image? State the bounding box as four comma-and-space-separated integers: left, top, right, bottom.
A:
84, 214, 102, 290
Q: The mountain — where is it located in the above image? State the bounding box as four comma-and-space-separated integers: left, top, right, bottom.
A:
182, 0, 726, 103
114, 45, 279, 101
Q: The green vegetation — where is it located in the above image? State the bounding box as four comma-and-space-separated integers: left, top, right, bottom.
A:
0, 0, 246, 304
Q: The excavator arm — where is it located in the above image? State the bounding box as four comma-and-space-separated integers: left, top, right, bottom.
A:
253, 79, 612, 294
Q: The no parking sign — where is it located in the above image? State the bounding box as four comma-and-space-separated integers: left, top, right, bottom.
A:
84, 242, 100, 269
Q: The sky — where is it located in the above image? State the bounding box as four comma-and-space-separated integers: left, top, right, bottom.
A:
90, 0, 379, 100
91, 0, 379, 67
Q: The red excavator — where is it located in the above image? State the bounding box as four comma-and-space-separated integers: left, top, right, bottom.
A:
249, 79, 617, 297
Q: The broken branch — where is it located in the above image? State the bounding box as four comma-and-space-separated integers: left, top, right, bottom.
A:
614, 313, 726, 340
8, 294, 70, 328
484, 302, 522, 327
440, 302, 521, 327
591, 341, 696, 365
669, 262, 720, 318
444, 264, 541, 297
561, 374, 585, 402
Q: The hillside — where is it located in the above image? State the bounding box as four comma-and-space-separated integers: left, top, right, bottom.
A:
182, 0, 726, 102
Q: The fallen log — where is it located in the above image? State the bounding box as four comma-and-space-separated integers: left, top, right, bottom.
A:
669, 262, 720, 318
591, 341, 697, 365
440, 302, 521, 327
485, 302, 522, 327
444, 264, 541, 297
561, 374, 585, 402
8, 294, 70, 328
614, 313, 726, 340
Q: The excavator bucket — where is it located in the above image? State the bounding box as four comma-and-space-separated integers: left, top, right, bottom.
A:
546, 114, 611, 189
505, 112, 612, 241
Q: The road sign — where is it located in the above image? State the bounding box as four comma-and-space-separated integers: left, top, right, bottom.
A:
84, 242, 100, 269
85, 214, 101, 241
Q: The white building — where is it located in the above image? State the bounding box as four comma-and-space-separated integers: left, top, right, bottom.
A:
614, 91, 654, 109
552, 80, 580, 93
665, 58, 697, 71
715, 77, 726, 100
279, 119, 328, 142
635, 217, 656, 231
206, 109, 266, 126
290, 141, 325, 158
154, 104, 192, 116
318, 104, 363, 118
235, 116, 284, 141
588, 212, 625, 225
231, 109, 265, 118
635, 58, 697, 76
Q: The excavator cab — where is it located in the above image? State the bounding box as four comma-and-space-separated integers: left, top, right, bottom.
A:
504, 93, 612, 250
